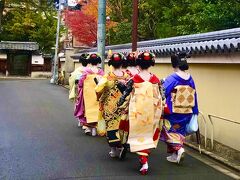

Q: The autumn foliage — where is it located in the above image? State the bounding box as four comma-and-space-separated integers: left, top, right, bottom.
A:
64, 0, 116, 47
64, 9, 97, 46
64, 0, 99, 46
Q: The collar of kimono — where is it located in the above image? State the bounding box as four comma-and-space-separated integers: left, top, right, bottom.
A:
85, 67, 104, 75
132, 74, 160, 84
172, 72, 192, 82
108, 71, 128, 80
125, 68, 140, 77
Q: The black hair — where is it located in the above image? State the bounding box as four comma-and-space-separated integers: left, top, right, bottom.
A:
79, 53, 89, 67
179, 60, 189, 71
121, 58, 128, 68
108, 53, 124, 69
136, 52, 155, 70
171, 52, 190, 71
171, 54, 179, 68
88, 53, 101, 65
126, 53, 137, 67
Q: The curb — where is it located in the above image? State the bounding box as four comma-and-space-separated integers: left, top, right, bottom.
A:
0, 77, 48, 80
185, 142, 240, 173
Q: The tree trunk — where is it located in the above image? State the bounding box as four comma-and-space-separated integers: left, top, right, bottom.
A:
0, 0, 6, 31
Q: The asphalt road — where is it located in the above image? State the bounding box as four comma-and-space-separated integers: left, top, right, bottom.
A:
0, 80, 233, 180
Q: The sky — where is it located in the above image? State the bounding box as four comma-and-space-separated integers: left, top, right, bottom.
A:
67, 0, 78, 7
54, 0, 78, 7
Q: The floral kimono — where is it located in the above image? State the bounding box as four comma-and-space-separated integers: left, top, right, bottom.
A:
74, 67, 104, 127
161, 73, 199, 153
117, 73, 163, 167
118, 68, 139, 145
95, 72, 128, 146
126, 74, 163, 156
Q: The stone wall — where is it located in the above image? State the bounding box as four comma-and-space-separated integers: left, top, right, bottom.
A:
31, 71, 52, 78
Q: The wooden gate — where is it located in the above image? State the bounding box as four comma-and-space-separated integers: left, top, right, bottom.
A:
9, 54, 30, 76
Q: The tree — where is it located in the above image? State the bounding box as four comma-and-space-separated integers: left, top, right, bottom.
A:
155, 0, 240, 37
64, 0, 117, 46
0, 0, 58, 53
106, 0, 132, 44
0, 0, 6, 29
107, 0, 240, 44
64, 9, 97, 46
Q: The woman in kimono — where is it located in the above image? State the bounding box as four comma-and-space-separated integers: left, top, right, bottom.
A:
125, 52, 139, 77
95, 53, 129, 159
118, 52, 163, 175
69, 54, 88, 127
75, 53, 104, 136
161, 52, 199, 164
118, 52, 139, 150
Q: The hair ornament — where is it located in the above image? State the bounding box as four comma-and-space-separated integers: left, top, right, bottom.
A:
113, 54, 121, 61
90, 54, 97, 58
128, 53, 135, 60
144, 53, 151, 60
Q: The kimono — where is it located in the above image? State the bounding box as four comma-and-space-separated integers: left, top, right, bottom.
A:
125, 68, 139, 77
126, 74, 163, 156
68, 67, 84, 101
74, 67, 104, 126
161, 73, 199, 153
95, 72, 128, 147
118, 68, 139, 144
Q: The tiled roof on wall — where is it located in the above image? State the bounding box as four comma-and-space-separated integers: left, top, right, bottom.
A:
0, 41, 39, 51
73, 28, 240, 58
130, 38, 240, 55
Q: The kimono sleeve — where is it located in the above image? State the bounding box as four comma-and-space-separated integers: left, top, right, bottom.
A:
191, 80, 199, 115
163, 75, 177, 98
78, 73, 87, 88
95, 74, 108, 93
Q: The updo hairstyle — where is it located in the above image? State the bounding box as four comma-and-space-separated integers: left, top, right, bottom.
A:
108, 53, 125, 69
88, 53, 102, 65
79, 53, 89, 67
126, 52, 137, 67
136, 52, 155, 70
171, 52, 190, 71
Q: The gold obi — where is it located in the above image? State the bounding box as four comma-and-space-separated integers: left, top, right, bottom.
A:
171, 85, 195, 114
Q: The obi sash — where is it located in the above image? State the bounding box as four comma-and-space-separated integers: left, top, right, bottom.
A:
128, 82, 163, 152
171, 85, 195, 114
83, 74, 100, 123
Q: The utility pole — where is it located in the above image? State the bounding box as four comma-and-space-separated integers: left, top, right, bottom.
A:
132, 0, 138, 52
50, 0, 61, 84
97, 0, 106, 70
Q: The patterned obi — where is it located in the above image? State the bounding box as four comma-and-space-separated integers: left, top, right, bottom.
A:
171, 85, 195, 114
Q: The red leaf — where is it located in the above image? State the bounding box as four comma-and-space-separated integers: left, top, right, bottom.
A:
64, 10, 97, 46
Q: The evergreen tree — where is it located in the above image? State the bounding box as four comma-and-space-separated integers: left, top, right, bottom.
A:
0, 0, 58, 53
107, 0, 240, 44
